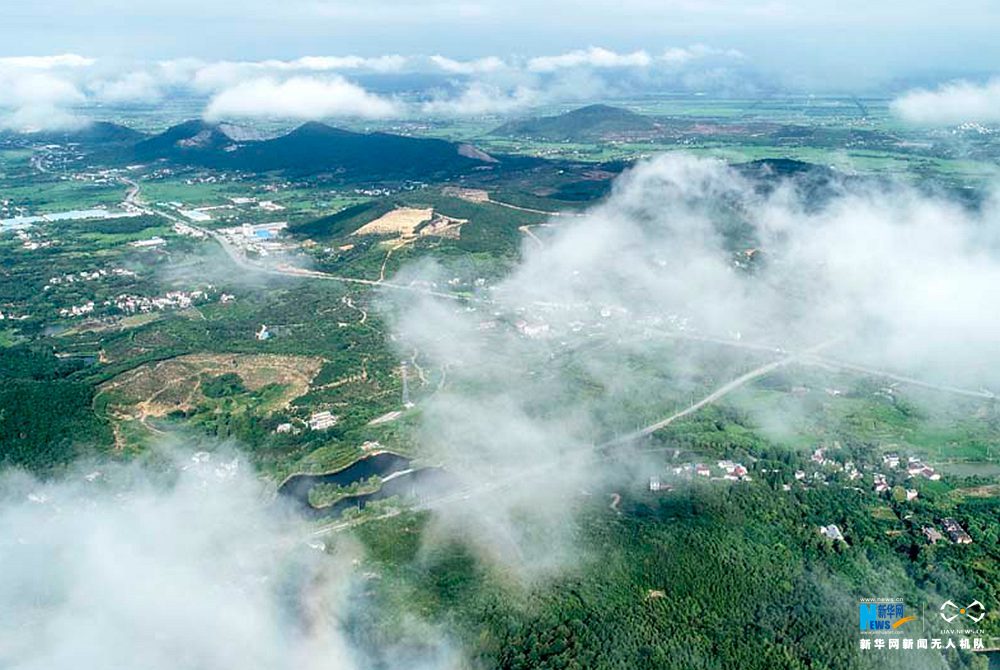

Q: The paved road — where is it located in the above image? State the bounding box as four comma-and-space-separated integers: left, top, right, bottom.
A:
310, 340, 837, 535
802, 356, 994, 400
121, 177, 465, 300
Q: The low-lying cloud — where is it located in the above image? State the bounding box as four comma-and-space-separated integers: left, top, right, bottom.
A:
0, 68, 86, 130
0, 44, 755, 128
892, 77, 1000, 125
429, 55, 506, 75
203, 76, 401, 121
386, 153, 1000, 572
0, 447, 458, 669
527, 46, 653, 72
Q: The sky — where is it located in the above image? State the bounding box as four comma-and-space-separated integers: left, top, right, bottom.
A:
2, 1, 1000, 129
4, 0, 1000, 88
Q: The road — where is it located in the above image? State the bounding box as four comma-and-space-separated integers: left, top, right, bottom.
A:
112, 178, 996, 536
311, 340, 835, 535
801, 356, 994, 400
119, 177, 466, 301
485, 198, 586, 218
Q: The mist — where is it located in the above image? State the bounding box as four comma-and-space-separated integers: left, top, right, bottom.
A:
0, 447, 459, 670
384, 153, 1000, 573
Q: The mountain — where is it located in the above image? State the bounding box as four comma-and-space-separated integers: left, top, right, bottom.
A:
133, 120, 498, 179
13, 121, 145, 146
491, 104, 660, 141
132, 120, 237, 161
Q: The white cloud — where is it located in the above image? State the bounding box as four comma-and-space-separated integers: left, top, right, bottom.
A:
429, 55, 506, 74
421, 82, 539, 115
527, 47, 652, 72
660, 44, 745, 65
189, 55, 407, 92
0, 449, 459, 669
0, 70, 86, 131
203, 76, 401, 120
385, 154, 1000, 573
284, 54, 407, 72
89, 71, 163, 105
0, 53, 94, 69
891, 78, 1000, 125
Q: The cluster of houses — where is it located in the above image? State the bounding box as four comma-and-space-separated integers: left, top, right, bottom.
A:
515, 320, 551, 339
46, 267, 136, 289
786, 448, 937, 500
15, 229, 53, 250
50, 286, 230, 320
352, 181, 426, 198
922, 518, 973, 545
58, 301, 95, 317
111, 290, 211, 315
651, 460, 752, 490
883, 453, 941, 480
172, 221, 208, 238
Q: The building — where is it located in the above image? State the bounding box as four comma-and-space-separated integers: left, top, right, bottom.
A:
255, 324, 270, 341
906, 489, 919, 501
129, 236, 166, 248
941, 518, 973, 544
819, 524, 845, 541
922, 526, 944, 544
308, 411, 338, 431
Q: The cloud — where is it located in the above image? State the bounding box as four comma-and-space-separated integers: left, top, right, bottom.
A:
0, 447, 459, 669
429, 55, 506, 74
0, 70, 86, 131
0, 54, 94, 69
89, 71, 163, 105
203, 76, 401, 120
421, 82, 540, 115
0, 45, 755, 126
660, 44, 745, 66
527, 46, 652, 72
279, 55, 408, 72
385, 154, 1000, 574
189, 56, 407, 92
891, 78, 1000, 125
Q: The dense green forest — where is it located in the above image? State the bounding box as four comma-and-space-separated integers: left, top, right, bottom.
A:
0, 346, 112, 472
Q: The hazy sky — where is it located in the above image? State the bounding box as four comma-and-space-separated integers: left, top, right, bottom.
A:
5, 0, 1000, 88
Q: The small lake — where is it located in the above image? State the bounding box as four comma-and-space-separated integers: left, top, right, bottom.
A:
278, 452, 413, 501
302, 467, 454, 520
277, 452, 454, 520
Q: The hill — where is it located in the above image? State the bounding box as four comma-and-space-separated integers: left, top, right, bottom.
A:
133, 120, 498, 180
132, 120, 237, 160
12, 121, 145, 146
491, 104, 660, 141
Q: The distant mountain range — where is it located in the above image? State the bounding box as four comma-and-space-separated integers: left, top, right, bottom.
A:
130, 120, 499, 179
491, 104, 660, 141
12, 119, 501, 181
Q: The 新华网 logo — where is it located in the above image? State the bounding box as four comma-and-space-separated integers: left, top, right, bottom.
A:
859, 600, 915, 632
